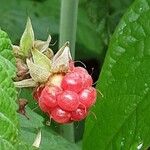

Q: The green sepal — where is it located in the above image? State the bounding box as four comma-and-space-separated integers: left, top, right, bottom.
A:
20, 17, 34, 57
34, 35, 51, 52
31, 48, 51, 72
26, 59, 50, 83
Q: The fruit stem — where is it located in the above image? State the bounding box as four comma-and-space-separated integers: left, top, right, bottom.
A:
59, 0, 79, 142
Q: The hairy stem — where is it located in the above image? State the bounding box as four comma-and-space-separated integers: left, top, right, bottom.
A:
59, 0, 79, 142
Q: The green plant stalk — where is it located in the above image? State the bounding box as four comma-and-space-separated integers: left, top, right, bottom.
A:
59, 0, 79, 58
59, 0, 79, 142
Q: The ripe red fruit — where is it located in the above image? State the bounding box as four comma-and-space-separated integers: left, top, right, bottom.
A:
57, 90, 79, 111
51, 107, 71, 124
82, 73, 93, 89
38, 86, 62, 112
73, 66, 88, 74
34, 64, 97, 124
79, 87, 97, 108
71, 108, 88, 121
72, 67, 93, 89
33, 85, 44, 101
48, 73, 64, 88
61, 72, 83, 93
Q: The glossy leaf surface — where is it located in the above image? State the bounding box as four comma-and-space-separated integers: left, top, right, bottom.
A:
83, 0, 150, 149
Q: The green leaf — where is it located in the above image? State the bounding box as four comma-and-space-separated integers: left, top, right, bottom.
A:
19, 107, 44, 129
0, 44, 18, 148
0, 63, 17, 100
0, 137, 15, 150
21, 126, 81, 150
0, 29, 16, 66
0, 54, 16, 78
83, 0, 150, 150
19, 105, 80, 150
0, 29, 29, 149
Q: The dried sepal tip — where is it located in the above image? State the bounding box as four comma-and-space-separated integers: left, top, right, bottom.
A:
32, 130, 41, 148
34, 35, 51, 52
51, 42, 72, 73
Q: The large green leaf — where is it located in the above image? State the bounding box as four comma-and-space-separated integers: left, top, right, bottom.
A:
0, 29, 31, 149
21, 127, 81, 150
0, 29, 16, 77
18, 107, 44, 129
83, 0, 150, 150
0, 30, 19, 149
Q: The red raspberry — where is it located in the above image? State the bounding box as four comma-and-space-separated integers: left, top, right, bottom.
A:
48, 73, 64, 88
73, 67, 93, 89
82, 73, 93, 89
38, 86, 62, 112
71, 108, 88, 121
79, 87, 97, 108
33, 85, 44, 101
51, 107, 71, 124
61, 72, 83, 93
73, 66, 88, 74
57, 90, 79, 111
34, 65, 97, 124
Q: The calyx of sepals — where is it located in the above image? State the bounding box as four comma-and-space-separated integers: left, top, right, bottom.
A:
24, 43, 72, 84
14, 18, 73, 88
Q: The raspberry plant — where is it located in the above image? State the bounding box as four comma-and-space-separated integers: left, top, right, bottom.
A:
13, 18, 97, 124
1, 0, 150, 149
0, 21, 84, 150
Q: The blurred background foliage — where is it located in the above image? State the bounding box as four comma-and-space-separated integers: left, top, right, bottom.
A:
0, 0, 134, 148
0, 0, 133, 62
